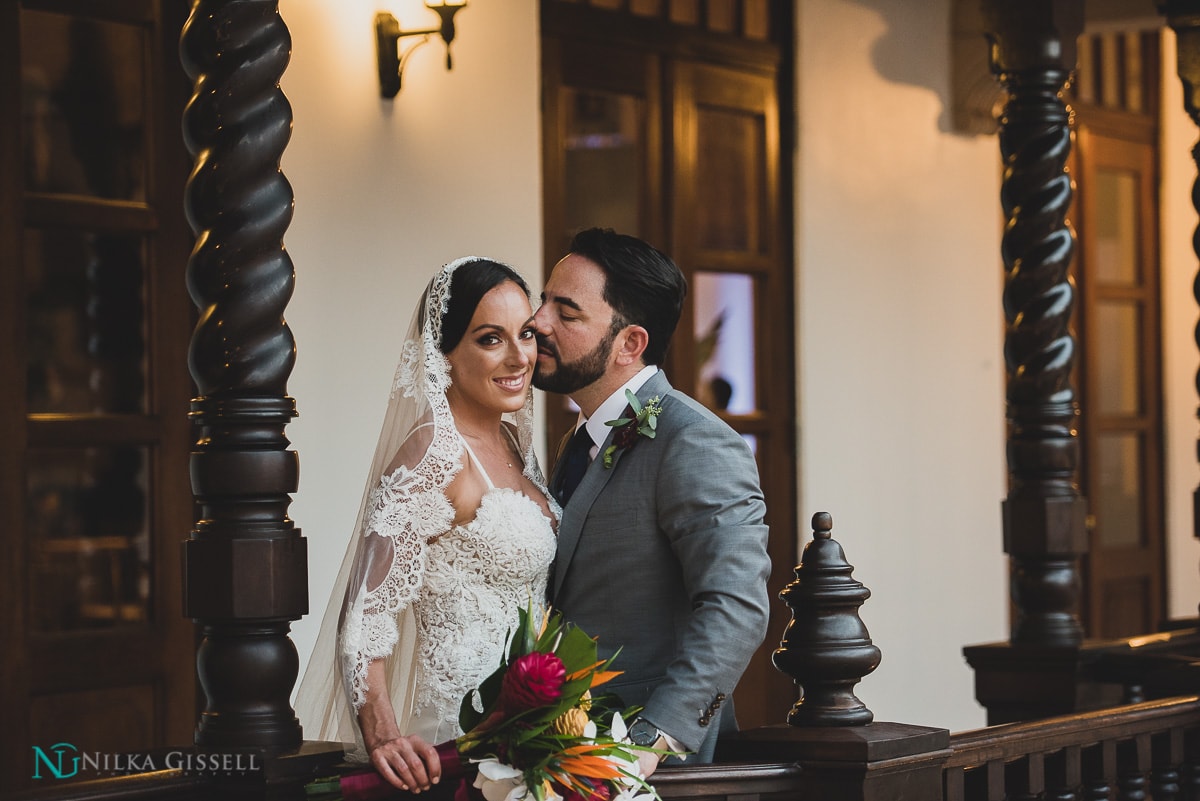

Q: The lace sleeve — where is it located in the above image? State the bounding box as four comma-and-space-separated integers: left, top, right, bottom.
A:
337, 427, 457, 714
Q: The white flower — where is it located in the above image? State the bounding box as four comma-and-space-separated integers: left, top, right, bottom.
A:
612, 787, 658, 801
473, 759, 529, 801
609, 712, 628, 741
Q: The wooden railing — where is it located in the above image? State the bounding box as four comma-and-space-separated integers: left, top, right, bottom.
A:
661, 696, 1200, 801
944, 696, 1200, 801
12, 694, 1200, 801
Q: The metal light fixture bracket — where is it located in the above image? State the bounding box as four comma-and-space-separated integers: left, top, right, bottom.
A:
374, 2, 467, 99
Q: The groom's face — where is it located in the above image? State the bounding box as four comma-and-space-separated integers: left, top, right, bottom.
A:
531, 254, 619, 395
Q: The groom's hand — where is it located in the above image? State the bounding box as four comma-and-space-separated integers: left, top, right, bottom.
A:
636, 748, 661, 779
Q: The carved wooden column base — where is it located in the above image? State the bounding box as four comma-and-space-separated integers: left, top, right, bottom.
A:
963, 642, 1124, 725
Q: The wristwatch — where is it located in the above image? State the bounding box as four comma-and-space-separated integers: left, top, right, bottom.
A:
628, 717, 662, 748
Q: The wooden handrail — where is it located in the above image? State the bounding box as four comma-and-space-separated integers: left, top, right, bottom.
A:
8, 771, 208, 801
653, 763, 804, 799
946, 695, 1200, 768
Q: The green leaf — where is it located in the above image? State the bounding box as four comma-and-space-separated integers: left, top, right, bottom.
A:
625, 388, 642, 415
554, 624, 599, 671
605, 417, 632, 428
304, 778, 341, 798
602, 445, 617, 468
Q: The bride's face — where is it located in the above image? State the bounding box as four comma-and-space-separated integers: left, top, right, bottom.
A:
445, 280, 537, 416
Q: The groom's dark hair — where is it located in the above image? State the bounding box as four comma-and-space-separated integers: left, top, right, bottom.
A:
567, 227, 687, 365
440, 259, 530, 353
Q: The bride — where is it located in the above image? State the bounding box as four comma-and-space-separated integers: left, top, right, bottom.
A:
295, 257, 559, 793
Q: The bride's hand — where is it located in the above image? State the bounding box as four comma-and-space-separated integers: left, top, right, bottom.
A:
358, 662, 442, 792
369, 734, 442, 792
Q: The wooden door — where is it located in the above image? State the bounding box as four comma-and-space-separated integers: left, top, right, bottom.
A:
668, 59, 794, 728
1075, 118, 1165, 639
0, 0, 196, 790
541, 0, 796, 730
1068, 30, 1166, 640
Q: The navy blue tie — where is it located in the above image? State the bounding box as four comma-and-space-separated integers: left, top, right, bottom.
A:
555, 426, 593, 504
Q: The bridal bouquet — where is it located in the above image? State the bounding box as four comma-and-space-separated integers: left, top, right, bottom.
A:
307, 607, 668, 801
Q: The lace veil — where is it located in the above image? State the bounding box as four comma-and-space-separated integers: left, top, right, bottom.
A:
294, 256, 540, 757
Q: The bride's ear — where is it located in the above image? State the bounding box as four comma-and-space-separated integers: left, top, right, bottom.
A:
612, 325, 649, 367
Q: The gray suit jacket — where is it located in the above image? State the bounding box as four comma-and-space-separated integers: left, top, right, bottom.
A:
550, 370, 771, 760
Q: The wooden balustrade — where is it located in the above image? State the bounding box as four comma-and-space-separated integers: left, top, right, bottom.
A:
12, 694, 1200, 801
944, 696, 1200, 801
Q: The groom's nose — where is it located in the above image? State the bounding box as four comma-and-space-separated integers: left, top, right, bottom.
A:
530, 304, 554, 336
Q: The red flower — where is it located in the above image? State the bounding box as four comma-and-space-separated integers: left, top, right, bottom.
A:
612, 417, 639, 450
559, 780, 612, 801
500, 652, 566, 712
602, 395, 661, 469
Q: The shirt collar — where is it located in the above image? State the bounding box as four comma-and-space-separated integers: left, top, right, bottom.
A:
576, 364, 661, 452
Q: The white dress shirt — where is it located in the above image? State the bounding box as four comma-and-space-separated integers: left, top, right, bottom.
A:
572, 364, 660, 457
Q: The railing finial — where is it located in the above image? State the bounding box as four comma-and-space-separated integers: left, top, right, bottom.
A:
773, 512, 880, 726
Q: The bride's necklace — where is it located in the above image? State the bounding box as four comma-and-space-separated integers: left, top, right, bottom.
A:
461, 431, 514, 469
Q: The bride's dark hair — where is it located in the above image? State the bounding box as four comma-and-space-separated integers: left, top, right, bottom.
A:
439, 258, 531, 353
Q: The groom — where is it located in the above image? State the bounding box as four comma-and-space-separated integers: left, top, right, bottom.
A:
531, 228, 771, 776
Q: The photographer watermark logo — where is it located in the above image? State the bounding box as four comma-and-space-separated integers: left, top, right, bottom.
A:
31, 743, 260, 780
31, 743, 79, 780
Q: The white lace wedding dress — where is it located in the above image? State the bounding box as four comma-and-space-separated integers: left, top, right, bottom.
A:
295, 255, 556, 758
339, 433, 559, 747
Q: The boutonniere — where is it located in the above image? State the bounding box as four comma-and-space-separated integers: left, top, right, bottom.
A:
601, 389, 662, 468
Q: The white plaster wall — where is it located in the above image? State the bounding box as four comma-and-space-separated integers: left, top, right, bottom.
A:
279, 0, 1200, 739
795, 0, 1008, 733
1161, 29, 1200, 621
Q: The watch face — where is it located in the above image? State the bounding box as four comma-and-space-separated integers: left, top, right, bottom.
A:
629, 719, 658, 746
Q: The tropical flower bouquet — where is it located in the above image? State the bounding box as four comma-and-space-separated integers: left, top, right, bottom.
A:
307, 607, 669, 801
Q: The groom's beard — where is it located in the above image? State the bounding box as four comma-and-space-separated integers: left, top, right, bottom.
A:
533, 329, 616, 395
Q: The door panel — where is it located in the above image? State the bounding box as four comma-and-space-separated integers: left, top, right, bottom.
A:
541, 35, 663, 446
1075, 122, 1165, 639
2, 0, 195, 790
542, 2, 795, 731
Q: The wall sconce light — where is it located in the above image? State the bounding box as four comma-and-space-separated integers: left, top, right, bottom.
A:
375, 2, 467, 99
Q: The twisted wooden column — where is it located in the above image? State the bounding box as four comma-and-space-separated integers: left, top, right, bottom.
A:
983, 0, 1087, 647
1160, 1, 1200, 610
180, 0, 306, 750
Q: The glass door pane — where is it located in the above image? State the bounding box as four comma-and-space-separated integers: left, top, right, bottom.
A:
1092, 300, 1141, 416
693, 271, 757, 413
21, 10, 148, 200
25, 227, 148, 414
1093, 168, 1138, 284
27, 445, 151, 632
562, 89, 642, 236
1093, 433, 1144, 549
